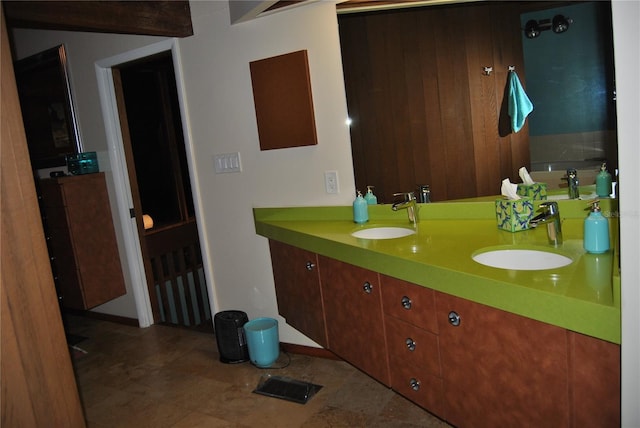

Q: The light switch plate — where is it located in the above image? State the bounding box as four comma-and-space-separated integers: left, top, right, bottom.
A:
324, 170, 339, 194
214, 152, 242, 173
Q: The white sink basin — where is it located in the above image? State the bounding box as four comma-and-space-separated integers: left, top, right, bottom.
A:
472, 249, 572, 270
351, 227, 416, 240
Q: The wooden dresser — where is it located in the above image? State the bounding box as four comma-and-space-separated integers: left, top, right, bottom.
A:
39, 172, 126, 310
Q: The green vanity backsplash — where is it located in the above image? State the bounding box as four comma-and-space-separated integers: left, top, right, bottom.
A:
254, 193, 620, 344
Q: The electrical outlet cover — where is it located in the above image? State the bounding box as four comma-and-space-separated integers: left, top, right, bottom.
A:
324, 170, 339, 194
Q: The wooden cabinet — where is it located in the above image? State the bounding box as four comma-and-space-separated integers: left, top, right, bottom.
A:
266, 241, 620, 427
39, 173, 126, 310
381, 275, 444, 415
319, 256, 390, 386
436, 291, 570, 428
268, 240, 327, 347
250, 50, 318, 151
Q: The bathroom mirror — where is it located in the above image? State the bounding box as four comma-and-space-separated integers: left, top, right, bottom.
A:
337, 1, 617, 200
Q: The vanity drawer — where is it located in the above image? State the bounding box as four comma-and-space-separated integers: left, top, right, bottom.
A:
381, 274, 438, 333
386, 315, 444, 415
386, 315, 441, 377
391, 367, 444, 418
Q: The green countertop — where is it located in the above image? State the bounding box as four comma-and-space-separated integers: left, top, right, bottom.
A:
254, 196, 620, 344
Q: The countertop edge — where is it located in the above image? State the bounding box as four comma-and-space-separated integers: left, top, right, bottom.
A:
255, 214, 621, 344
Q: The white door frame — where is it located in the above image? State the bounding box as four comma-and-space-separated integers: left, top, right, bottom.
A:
95, 38, 214, 327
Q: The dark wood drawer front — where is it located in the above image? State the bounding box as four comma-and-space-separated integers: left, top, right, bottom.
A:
387, 316, 444, 416
381, 274, 438, 333
386, 316, 441, 378
391, 369, 444, 418
40, 202, 67, 229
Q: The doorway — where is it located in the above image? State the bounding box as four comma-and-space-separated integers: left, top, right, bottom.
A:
112, 51, 212, 332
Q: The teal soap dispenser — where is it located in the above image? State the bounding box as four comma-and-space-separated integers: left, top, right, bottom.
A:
584, 200, 610, 254
353, 191, 369, 224
364, 186, 378, 205
596, 163, 612, 198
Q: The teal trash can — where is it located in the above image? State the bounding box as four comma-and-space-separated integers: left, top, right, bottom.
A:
243, 317, 279, 368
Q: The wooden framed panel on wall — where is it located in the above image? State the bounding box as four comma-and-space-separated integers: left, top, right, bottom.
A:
250, 50, 318, 151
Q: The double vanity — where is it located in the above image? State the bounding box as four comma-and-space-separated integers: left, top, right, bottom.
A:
254, 196, 620, 427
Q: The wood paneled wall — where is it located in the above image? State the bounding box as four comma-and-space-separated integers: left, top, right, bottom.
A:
339, 2, 529, 202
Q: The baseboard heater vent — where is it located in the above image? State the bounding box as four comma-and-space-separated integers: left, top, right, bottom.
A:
253, 375, 322, 404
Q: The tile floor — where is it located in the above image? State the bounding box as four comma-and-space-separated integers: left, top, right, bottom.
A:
67, 315, 452, 428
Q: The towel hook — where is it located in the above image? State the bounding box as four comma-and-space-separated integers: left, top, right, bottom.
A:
508, 65, 516, 71
483, 66, 493, 76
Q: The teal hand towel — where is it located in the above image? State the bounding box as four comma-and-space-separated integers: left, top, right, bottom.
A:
508, 71, 533, 133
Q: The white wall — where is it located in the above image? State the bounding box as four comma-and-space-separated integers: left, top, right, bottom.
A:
176, 0, 355, 346
11, 0, 354, 346
611, 2, 640, 426
10, 1, 639, 422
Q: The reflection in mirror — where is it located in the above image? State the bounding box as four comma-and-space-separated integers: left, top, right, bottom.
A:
521, 2, 616, 175
338, 1, 617, 200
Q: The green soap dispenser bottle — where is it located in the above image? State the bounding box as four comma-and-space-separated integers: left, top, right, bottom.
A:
596, 163, 612, 198
364, 186, 378, 205
353, 191, 369, 224
584, 200, 610, 254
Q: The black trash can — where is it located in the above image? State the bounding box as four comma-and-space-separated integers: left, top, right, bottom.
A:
214, 310, 249, 363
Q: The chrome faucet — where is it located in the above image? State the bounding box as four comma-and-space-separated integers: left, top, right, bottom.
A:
566, 169, 580, 199
392, 192, 418, 227
417, 185, 431, 203
529, 201, 562, 246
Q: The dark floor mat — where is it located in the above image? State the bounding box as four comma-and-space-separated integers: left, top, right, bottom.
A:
253, 375, 322, 404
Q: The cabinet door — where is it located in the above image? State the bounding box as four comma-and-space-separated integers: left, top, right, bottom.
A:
569, 331, 620, 428
319, 256, 390, 386
268, 240, 327, 347
436, 291, 569, 428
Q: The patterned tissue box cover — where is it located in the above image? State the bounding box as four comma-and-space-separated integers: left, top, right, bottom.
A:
516, 183, 547, 200
495, 198, 534, 232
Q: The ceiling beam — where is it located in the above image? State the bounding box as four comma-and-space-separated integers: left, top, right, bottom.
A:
3, 1, 193, 37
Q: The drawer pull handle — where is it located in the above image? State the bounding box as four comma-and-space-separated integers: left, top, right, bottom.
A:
305, 261, 315, 271
401, 295, 412, 310
363, 282, 373, 294
409, 378, 421, 391
448, 311, 461, 326
405, 338, 416, 351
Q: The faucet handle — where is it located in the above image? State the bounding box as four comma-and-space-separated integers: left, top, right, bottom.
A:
393, 192, 416, 201
539, 201, 559, 214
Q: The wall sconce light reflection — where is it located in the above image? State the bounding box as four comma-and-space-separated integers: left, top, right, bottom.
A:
524, 15, 572, 39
